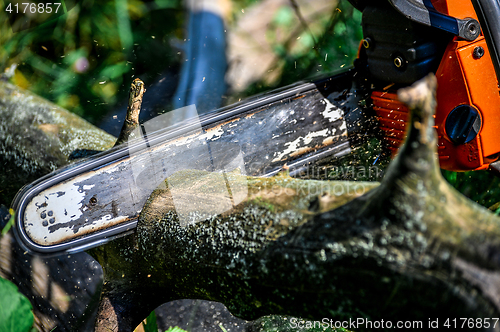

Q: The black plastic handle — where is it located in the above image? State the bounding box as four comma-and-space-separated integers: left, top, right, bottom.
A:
389, 0, 481, 41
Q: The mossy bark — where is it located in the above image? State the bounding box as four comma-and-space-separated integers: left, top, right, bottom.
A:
1, 76, 500, 332
91, 75, 500, 331
0, 80, 114, 332
0, 80, 116, 205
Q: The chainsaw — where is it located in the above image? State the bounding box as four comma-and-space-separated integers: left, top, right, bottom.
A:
351, 0, 500, 172
12, 0, 500, 255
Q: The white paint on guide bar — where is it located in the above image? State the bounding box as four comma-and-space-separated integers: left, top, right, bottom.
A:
24, 162, 132, 246
271, 98, 348, 162
271, 129, 329, 162
321, 98, 344, 123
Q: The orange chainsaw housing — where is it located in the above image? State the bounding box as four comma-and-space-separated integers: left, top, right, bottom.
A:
371, 0, 500, 171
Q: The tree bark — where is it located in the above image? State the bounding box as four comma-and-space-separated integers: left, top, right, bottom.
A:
2, 75, 500, 332
0, 79, 114, 331
0, 80, 116, 205
91, 74, 500, 331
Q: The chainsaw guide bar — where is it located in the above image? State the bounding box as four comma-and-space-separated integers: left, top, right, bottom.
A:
13, 69, 368, 256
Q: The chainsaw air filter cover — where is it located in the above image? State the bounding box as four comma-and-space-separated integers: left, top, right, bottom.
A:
445, 105, 482, 145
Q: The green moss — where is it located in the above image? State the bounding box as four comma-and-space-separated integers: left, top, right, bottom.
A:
250, 197, 277, 213
0, 80, 115, 204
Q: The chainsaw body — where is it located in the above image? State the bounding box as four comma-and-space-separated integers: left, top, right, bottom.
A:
352, 0, 500, 171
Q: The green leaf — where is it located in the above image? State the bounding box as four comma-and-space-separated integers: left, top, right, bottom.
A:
142, 310, 158, 332
1, 209, 15, 236
0, 278, 34, 332
62, 48, 88, 66
441, 170, 457, 186
219, 323, 228, 332
333, 21, 347, 35
99, 61, 129, 80
495, 204, 500, 215
154, 0, 180, 9
273, 6, 294, 27
164, 326, 188, 332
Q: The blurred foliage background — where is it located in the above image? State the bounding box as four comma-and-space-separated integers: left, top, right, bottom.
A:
0, 0, 186, 123
0, 0, 361, 121
0, 0, 498, 209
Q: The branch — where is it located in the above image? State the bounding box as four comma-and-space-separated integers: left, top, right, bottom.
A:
114, 78, 145, 147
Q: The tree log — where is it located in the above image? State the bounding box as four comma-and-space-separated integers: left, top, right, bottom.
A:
91, 74, 500, 331
0, 79, 114, 331
0, 80, 116, 205
2, 75, 500, 332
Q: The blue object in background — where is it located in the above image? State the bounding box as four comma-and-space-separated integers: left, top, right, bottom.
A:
100, 8, 227, 136
173, 10, 227, 117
